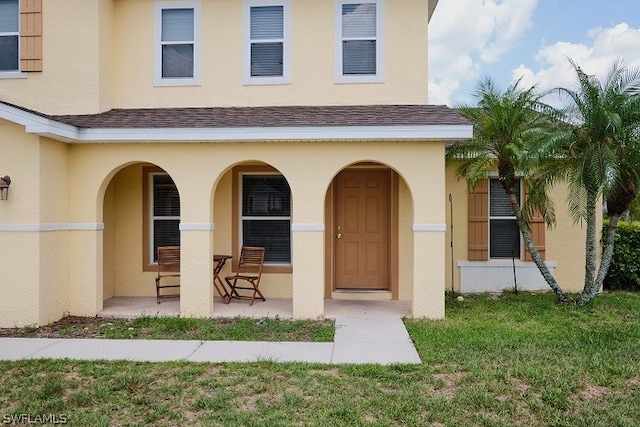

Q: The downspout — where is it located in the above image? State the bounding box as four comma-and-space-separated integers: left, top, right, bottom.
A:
449, 193, 455, 293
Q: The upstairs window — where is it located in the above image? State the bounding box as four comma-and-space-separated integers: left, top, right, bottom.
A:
154, 1, 201, 86
244, 0, 290, 85
335, 0, 384, 83
0, 0, 19, 72
489, 178, 521, 259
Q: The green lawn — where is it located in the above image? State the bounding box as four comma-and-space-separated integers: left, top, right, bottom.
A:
1, 292, 639, 426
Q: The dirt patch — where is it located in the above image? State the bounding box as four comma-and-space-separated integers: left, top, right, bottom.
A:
570, 384, 608, 403
0, 316, 128, 339
426, 371, 465, 398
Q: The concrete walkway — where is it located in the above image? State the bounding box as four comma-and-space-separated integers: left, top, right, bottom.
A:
0, 316, 421, 365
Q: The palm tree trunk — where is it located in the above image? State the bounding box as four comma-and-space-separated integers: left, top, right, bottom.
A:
594, 214, 620, 290
577, 197, 598, 305
507, 192, 568, 302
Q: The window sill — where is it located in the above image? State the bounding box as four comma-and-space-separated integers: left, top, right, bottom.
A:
154, 77, 202, 87
0, 71, 27, 79
334, 74, 384, 84
242, 76, 291, 86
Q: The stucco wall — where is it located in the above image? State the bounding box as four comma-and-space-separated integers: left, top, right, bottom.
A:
0, 0, 429, 115
1, 134, 445, 325
0, 126, 70, 327
111, 0, 428, 109
0, 0, 108, 115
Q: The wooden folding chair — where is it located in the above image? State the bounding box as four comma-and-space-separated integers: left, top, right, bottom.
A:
155, 246, 181, 303
224, 246, 266, 305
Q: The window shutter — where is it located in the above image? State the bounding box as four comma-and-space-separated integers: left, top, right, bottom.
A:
20, 0, 42, 72
524, 187, 546, 261
468, 179, 488, 260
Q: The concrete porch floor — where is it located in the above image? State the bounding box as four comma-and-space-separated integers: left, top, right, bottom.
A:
100, 297, 413, 319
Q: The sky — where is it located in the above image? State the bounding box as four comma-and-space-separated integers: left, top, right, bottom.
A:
428, 0, 640, 106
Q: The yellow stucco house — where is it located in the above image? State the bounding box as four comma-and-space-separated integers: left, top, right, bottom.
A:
0, 0, 589, 328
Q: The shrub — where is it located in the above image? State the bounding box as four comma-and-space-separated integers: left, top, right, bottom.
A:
603, 219, 640, 291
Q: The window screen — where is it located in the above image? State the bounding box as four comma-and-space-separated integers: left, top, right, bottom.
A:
341, 3, 377, 75
489, 178, 521, 259
151, 174, 180, 262
250, 5, 284, 77
0, 0, 19, 72
161, 8, 195, 78
241, 175, 291, 264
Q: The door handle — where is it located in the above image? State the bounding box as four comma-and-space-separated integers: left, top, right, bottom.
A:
336, 233, 342, 239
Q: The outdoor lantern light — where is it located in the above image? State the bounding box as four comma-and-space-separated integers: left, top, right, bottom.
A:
0, 176, 11, 201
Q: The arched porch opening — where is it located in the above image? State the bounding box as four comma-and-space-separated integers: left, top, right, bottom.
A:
323, 161, 415, 305
102, 162, 181, 304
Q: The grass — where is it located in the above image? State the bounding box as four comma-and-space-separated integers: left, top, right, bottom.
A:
1, 292, 640, 426
0, 316, 335, 342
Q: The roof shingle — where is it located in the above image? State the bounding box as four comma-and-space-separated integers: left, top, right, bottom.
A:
51, 105, 470, 129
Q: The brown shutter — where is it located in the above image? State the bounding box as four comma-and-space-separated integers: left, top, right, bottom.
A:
468, 179, 488, 260
524, 205, 546, 261
20, 0, 42, 72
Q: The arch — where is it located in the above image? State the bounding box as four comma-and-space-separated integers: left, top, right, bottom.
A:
322, 159, 416, 207
102, 161, 182, 301
323, 160, 415, 302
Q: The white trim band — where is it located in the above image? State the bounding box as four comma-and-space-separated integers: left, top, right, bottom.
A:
413, 223, 447, 232
179, 223, 215, 231
291, 223, 325, 232
0, 223, 104, 232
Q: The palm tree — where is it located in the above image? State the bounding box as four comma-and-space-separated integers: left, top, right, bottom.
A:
446, 76, 568, 302
553, 59, 640, 304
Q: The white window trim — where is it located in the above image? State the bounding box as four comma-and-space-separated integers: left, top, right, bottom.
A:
0, 0, 20, 74
149, 172, 180, 264
242, 0, 291, 85
488, 177, 523, 260
333, 0, 384, 84
239, 172, 292, 266
153, 0, 202, 87
0, 71, 26, 79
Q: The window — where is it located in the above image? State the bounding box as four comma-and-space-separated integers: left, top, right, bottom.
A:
334, 0, 384, 83
154, 1, 201, 86
0, 0, 19, 72
241, 173, 291, 264
243, 0, 290, 84
150, 173, 180, 263
489, 178, 521, 259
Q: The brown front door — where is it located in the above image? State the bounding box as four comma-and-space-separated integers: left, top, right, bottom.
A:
334, 169, 390, 290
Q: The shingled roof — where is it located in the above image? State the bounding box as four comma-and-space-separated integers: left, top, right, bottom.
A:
51, 104, 471, 129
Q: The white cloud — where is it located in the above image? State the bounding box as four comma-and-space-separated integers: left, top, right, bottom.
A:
515, 23, 640, 97
428, 0, 538, 105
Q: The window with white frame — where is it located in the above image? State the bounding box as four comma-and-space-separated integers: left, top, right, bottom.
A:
241, 174, 291, 264
243, 0, 290, 84
0, 0, 19, 72
334, 0, 384, 83
489, 178, 521, 259
154, 1, 201, 86
150, 174, 181, 263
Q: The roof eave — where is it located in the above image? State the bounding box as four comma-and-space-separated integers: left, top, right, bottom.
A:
0, 101, 472, 143
65, 124, 473, 143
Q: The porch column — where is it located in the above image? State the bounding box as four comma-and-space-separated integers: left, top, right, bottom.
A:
179, 225, 213, 318
407, 142, 446, 319
68, 227, 104, 317
291, 224, 325, 319
412, 225, 445, 318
